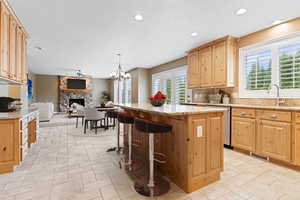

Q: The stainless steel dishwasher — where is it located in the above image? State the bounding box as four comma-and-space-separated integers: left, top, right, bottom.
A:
204, 105, 232, 148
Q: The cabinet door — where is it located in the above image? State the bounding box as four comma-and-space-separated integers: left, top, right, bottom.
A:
16, 26, 22, 82
294, 125, 300, 166
21, 34, 27, 83
232, 117, 256, 152
258, 120, 291, 162
208, 115, 223, 172
212, 41, 227, 86
0, 120, 15, 163
191, 118, 207, 176
187, 51, 200, 88
0, 3, 10, 79
9, 16, 17, 80
28, 119, 36, 148
199, 47, 212, 87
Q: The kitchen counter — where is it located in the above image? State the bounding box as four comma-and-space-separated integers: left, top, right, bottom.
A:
182, 102, 300, 111
0, 108, 39, 120
116, 103, 226, 116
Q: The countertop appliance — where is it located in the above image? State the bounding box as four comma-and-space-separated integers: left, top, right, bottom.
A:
0, 97, 19, 112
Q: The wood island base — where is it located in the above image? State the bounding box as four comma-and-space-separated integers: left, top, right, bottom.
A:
120, 105, 225, 193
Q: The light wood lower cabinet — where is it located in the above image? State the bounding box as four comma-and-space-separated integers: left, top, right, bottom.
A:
0, 119, 19, 174
257, 120, 291, 162
232, 117, 256, 152
294, 124, 300, 166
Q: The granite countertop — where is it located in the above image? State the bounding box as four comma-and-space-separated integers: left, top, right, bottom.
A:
182, 102, 300, 111
0, 108, 39, 120
116, 103, 226, 116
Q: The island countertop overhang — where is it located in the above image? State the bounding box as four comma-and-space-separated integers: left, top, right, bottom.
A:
116, 103, 226, 116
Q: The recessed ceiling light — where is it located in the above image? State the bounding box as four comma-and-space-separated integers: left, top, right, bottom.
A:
191, 32, 198, 37
272, 20, 283, 25
235, 8, 247, 16
134, 14, 144, 21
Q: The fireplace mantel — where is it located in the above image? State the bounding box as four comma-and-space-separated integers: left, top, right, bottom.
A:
59, 76, 92, 93
61, 89, 92, 93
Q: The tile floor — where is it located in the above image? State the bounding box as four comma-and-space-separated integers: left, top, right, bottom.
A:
1, 114, 300, 200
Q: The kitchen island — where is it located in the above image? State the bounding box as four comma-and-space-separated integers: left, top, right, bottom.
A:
117, 104, 226, 193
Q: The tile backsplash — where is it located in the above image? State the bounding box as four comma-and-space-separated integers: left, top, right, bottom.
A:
192, 88, 300, 106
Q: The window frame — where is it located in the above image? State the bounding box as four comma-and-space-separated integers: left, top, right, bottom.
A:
239, 33, 300, 99
152, 66, 187, 104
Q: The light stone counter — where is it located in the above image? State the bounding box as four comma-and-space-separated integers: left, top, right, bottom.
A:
182, 102, 300, 111
0, 108, 39, 120
116, 103, 226, 116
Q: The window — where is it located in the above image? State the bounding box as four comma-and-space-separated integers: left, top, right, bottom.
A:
113, 78, 131, 104
239, 34, 300, 98
152, 66, 187, 104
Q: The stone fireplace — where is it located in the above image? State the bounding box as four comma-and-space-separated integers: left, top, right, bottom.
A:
59, 76, 93, 111
69, 98, 85, 107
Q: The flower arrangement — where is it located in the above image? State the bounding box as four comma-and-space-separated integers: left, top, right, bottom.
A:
149, 91, 166, 107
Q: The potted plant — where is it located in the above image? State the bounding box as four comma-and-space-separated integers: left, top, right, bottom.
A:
149, 91, 167, 107
100, 91, 111, 107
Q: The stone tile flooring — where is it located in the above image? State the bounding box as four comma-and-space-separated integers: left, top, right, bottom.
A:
1, 114, 300, 200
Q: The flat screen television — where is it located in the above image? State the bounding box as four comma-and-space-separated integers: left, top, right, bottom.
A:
67, 79, 86, 89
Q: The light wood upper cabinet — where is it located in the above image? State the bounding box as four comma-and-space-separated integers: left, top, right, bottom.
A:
0, 2, 10, 79
212, 41, 226, 86
16, 26, 23, 82
0, 0, 28, 84
9, 15, 17, 80
187, 36, 236, 89
257, 120, 291, 162
21, 34, 27, 83
187, 51, 200, 88
199, 47, 212, 87
232, 117, 256, 152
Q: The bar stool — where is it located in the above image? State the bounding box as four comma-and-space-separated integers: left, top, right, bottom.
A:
117, 113, 135, 170
134, 118, 172, 197
106, 110, 120, 152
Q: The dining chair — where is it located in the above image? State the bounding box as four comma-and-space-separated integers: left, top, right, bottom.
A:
83, 108, 105, 134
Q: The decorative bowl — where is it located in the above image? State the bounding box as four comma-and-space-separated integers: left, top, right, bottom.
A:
150, 98, 165, 107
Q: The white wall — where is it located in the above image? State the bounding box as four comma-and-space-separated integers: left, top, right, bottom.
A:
0, 85, 8, 96
91, 78, 109, 104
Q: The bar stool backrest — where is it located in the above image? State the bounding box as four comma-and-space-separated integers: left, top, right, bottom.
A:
84, 108, 105, 120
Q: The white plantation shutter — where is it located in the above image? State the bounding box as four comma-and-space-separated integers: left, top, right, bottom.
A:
175, 74, 187, 104
152, 77, 161, 95
279, 43, 300, 89
245, 49, 272, 90
151, 66, 187, 104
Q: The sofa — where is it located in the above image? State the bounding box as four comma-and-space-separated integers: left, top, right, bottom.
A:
31, 102, 54, 122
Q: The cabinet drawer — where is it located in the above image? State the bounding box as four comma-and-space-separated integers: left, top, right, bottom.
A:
257, 110, 291, 122
295, 112, 300, 123
232, 108, 255, 118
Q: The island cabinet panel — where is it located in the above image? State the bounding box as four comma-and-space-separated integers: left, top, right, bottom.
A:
0, 119, 19, 174
28, 119, 37, 148
187, 113, 224, 193
257, 120, 291, 162
232, 117, 256, 152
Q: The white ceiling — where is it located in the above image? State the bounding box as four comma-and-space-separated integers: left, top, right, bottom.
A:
8, 0, 300, 78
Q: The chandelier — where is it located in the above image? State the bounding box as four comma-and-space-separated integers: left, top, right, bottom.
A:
110, 54, 131, 80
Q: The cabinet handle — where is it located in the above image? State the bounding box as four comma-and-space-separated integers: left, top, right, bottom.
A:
271, 114, 277, 118
241, 112, 246, 115
3, 147, 7, 151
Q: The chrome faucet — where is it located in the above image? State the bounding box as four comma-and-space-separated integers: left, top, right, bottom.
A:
268, 84, 284, 106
